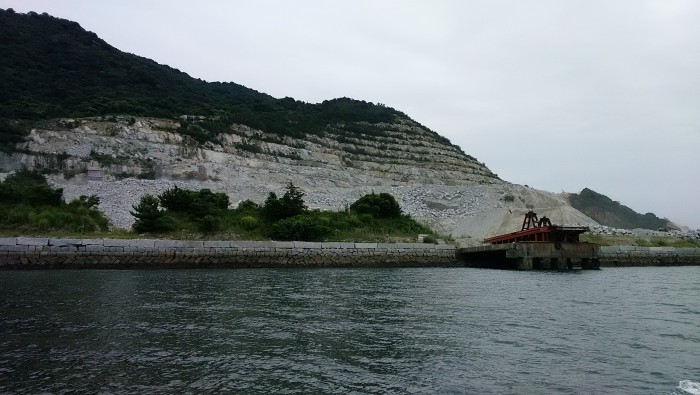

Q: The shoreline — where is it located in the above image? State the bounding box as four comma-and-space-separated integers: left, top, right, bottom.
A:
1, 237, 699, 269
0, 237, 457, 269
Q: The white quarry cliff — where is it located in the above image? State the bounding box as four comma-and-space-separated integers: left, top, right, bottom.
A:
0, 116, 598, 245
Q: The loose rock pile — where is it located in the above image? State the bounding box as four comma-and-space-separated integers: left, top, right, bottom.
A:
589, 224, 700, 241
53, 179, 509, 230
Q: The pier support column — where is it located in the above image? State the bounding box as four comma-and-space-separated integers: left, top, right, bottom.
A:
581, 258, 600, 270
516, 257, 533, 270
581, 258, 591, 269
538, 258, 551, 270
550, 258, 562, 270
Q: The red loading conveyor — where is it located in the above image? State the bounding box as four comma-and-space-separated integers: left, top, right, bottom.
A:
483, 225, 589, 244
483, 210, 589, 245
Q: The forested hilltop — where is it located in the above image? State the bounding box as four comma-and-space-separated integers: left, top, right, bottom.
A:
1, 8, 684, 238
569, 188, 672, 230
0, 8, 482, 162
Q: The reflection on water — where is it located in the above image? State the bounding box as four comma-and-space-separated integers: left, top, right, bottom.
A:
1, 267, 699, 393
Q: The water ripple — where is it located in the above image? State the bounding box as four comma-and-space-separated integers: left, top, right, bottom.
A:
1, 266, 699, 393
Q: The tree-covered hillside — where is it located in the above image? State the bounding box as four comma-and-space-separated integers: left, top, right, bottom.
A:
0, 8, 455, 145
569, 188, 670, 230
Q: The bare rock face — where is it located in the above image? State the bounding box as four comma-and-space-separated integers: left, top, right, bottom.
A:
3, 116, 597, 242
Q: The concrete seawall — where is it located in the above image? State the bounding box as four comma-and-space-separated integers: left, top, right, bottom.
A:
1, 238, 698, 269
0, 237, 458, 269
598, 246, 700, 267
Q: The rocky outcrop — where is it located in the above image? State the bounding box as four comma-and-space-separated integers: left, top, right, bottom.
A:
5, 116, 497, 186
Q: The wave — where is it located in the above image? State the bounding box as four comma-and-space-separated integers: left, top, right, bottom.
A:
678, 380, 700, 395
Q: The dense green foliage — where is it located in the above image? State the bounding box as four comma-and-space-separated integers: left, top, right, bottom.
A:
0, 169, 109, 233
0, 169, 62, 205
0, 9, 414, 142
349, 192, 403, 218
0, 120, 26, 152
268, 215, 331, 242
130, 184, 437, 242
133, 187, 230, 233
0, 9, 264, 119
159, 186, 229, 216
569, 188, 669, 230
262, 183, 307, 222
130, 194, 174, 233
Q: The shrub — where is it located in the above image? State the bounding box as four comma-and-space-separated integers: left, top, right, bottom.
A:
262, 182, 307, 222
239, 215, 259, 230
0, 170, 63, 206
4, 169, 46, 186
190, 189, 229, 215
89, 150, 121, 166
268, 214, 331, 241
0, 202, 108, 233
349, 193, 402, 218
0, 205, 30, 224
159, 186, 229, 216
235, 140, 263, 154
25, 185, 63, 206
0, 169, 109, 232
236, 200, 260, 211
197, 215, 220, 233
68, 194, 100, 209
137, 168, 157, 180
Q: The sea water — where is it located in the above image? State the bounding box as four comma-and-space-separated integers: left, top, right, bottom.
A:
1, 266, 698, 394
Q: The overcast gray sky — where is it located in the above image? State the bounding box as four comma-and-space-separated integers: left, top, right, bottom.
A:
3, 0, 699, 228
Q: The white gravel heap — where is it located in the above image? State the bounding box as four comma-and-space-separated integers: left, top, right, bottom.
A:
51, 177, 603, 245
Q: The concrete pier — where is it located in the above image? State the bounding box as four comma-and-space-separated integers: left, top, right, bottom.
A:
458, 242, 600, 270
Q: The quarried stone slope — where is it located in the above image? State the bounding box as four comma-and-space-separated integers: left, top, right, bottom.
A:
1, 116, 598, 242
5, 116, 497, 187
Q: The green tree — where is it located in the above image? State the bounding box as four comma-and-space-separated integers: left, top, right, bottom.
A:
158, 186, 229, 216
189, 189, 229, 216
0, 169, 108, 233
4, 168, 47, 186
0, 120, 26, 152
68, 194, 100, 209
262, 182, 307, 222
349, 192, 402, 218
130, 194, 173, 233
157, 186, 192, 212
0, 169, 63, 206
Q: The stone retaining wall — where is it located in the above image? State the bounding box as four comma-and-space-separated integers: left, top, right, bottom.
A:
599, 246, 700, 266
2, 238, 698, 269
0, 237, 458, 269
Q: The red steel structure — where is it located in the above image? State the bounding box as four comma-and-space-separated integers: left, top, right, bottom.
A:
484, 210, 589, 245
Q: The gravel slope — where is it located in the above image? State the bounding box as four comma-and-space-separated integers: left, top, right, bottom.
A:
53, 177, 597, 246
